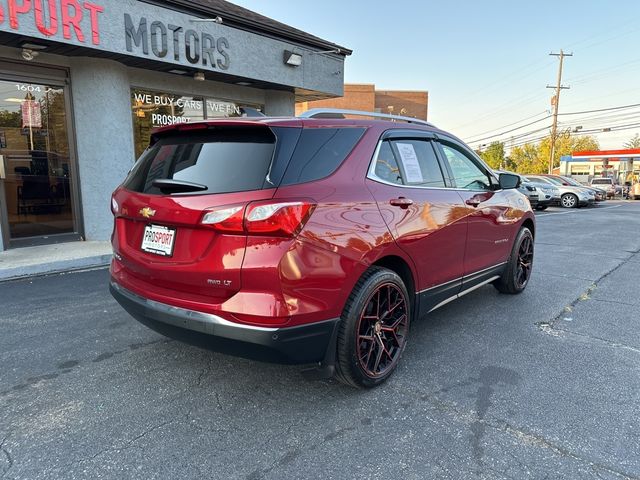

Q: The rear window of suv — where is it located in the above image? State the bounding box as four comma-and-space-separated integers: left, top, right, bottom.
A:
591, 178, 613, 185
124, 127, 277, 195
123, 125, 366, 195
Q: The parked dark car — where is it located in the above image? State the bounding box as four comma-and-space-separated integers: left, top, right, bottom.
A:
110, 109, 536, 388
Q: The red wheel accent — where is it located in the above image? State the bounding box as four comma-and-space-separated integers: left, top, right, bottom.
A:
356, 282, 408, 378
515, 234, 533, 289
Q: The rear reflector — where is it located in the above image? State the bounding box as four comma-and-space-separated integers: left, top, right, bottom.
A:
201, 200, 315, 237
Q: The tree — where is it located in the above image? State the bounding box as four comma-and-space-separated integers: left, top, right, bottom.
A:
623, 133, 640, 149
478, 141, 505, 170
537, 133, 599, 172
510, 143, 542, 174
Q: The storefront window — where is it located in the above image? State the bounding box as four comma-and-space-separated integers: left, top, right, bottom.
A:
0, 79, 76, 240
131, 89, 264, 158
131, 89, 205, 158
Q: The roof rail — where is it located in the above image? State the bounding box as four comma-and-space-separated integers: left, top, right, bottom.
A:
298, 108, 435, 127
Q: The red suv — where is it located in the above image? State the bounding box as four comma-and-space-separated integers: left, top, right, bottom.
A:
110, 109, 535, 388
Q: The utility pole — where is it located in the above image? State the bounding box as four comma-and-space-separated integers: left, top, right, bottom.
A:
547, 50, 572, 174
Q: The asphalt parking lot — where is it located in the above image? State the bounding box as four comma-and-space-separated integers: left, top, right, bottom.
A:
1, 201, 639, 480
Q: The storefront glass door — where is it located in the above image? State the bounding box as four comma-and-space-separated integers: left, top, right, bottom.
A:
0, 78, 77, 243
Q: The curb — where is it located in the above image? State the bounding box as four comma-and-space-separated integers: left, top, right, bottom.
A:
0, 253, 113, 283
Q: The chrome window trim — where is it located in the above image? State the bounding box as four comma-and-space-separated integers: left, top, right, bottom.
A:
367, 139, 477, 192
367, 138, 503, 193
427, 275, 501, 314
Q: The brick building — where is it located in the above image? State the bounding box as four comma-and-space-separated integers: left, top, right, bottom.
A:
296, 84, 429, 120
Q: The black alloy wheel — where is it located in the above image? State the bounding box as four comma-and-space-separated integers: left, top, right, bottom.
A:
335, 268, 410, 388
494, 227, 534, 294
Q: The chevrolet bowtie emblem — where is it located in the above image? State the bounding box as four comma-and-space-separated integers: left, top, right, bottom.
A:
139, 207, 156, 218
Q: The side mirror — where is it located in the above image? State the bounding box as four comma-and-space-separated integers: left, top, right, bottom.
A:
499, 173, 520, 189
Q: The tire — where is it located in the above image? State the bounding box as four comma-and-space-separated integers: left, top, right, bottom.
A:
334, 267, 411, 388
493, 227, 534, 295
560, 193, 578, 208
536, 205, 548, 211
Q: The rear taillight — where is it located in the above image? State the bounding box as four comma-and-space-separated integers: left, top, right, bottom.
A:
201, 205, 246, 233
246, 201, 315, 236
201, 201, 315, 237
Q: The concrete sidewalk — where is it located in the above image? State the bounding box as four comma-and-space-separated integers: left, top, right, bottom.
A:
0, 241, 112, 282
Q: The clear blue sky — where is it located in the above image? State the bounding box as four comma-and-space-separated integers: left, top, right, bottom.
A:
232, 0, 640, 151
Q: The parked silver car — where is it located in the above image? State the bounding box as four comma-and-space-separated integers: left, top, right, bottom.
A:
555, 175, 607, 201
524, 175, 595, 208
526, 180, 560, 209
495, 170, 560, 210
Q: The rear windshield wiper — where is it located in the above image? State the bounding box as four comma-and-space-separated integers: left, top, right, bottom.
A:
152, 179, 208, 194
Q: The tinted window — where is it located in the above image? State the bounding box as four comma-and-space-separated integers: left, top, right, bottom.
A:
440, 144, 492, 191
591, 178, 612, 185
390, 140, 445, 187
532, 176, 561, 185
280, 128, 365, 185
123, 128, 275, 195
374, 141, 403, 185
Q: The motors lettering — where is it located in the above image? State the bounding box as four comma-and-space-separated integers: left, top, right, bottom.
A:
0, 0, 104, 45
125, 14, 230, 70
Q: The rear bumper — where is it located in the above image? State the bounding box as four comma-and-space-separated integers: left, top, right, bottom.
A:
110, 281, 339, 365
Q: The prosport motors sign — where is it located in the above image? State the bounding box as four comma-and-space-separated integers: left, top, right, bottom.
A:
0, 0, 229, 69
0, 0, 344, 94
0, 0, 104, 45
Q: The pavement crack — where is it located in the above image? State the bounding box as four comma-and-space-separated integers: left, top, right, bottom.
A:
590, 297, 636, 307
122, 420, 173, 449
551, 328, 640, 354
537, 247, 640, 335
412, 389, 639, 479
60, 420, 174, 469
0, 437, 13, 479
0, 339, 172, 398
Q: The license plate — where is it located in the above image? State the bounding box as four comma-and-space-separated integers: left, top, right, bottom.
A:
141, 224, 176, 257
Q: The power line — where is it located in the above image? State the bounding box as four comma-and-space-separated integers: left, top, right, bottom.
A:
464, 111, 549, 142
465, 114, 552, 143
558, 102, 640, 116
469, 124, 553, 149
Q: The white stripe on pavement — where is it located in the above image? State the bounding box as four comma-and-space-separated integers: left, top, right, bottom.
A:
535, 205, 623, 217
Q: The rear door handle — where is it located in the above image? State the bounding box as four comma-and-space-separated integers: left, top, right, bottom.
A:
389, 197, 413, 208
465, 198, 481, 207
